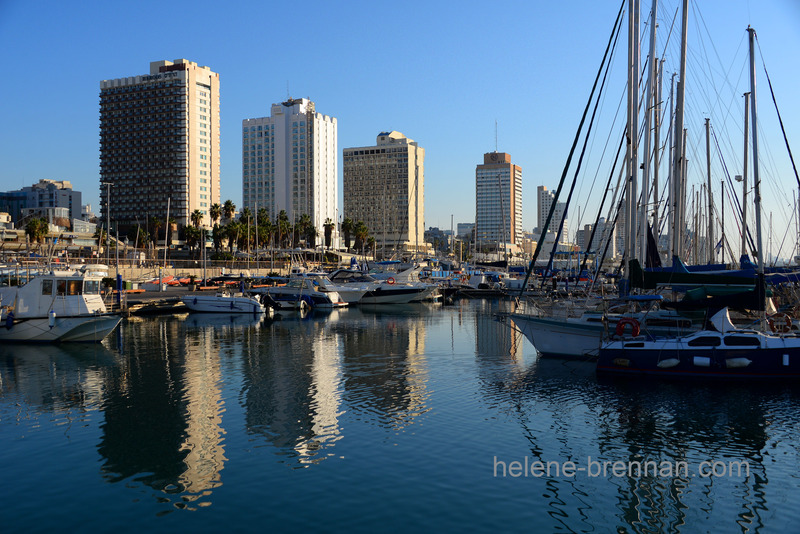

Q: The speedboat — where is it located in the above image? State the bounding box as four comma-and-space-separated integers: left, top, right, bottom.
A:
181, 291, 266, 314
0, 264, 121, 342
252, 278, 347, 309
289, 272, 368, 304
328, 269, 434, 304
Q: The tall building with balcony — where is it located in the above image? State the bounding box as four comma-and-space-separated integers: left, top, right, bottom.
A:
475, 152, 522, 250
242, 98, 337, 237
99, 59, 220, 229
343, 131, 425, 254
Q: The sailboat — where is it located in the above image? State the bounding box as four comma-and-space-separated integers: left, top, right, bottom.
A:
596, 26, 800, 379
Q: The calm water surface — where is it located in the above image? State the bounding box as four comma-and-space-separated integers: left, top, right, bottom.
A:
2, 299, 799, 532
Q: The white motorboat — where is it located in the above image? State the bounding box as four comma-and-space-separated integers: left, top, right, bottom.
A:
327, 269, 434, 304
290, 272, 368, 304
252, 278, 347, 309
0, 264, 121, 342
181, 291, 267, 314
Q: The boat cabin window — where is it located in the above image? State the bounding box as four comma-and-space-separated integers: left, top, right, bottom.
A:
42, 279, 53, 295
57, 280, 67, 296
687, 336, 721, 347
84, 280, 100, 295
67, 280, 82, 295
723, 336, 761, 346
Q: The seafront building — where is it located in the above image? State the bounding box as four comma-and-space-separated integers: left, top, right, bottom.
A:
536, 185, 568, 238
0, 179, 81, 225
475, 152, 522, 252
342, 131, 426, 255
242, 98, 337, 240
99, 59, 220, 229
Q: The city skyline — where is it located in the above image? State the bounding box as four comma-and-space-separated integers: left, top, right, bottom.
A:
2, 1, 799, 250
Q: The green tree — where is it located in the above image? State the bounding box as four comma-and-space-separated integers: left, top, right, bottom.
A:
190, 209, 204, 228
212, 224, 225, 252
223, 199, 236, 221
276, 210, 290, 248
184, 225, 201, 258
323, 218, 335, 250
151, 216, 163, 245
210, 203, 222, 226
354, 220, 369, 255
306, 224, 319, 249
25, 217, 49, 245
341, 217, 354, 252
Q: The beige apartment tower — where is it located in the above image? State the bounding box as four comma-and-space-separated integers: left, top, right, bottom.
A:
343, 131, 425, 255
475, 152, 522, 250
99, 59, 220, 229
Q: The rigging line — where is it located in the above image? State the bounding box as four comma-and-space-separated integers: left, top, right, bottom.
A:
542, 10, 623, 288
517, 0, 625, 300
755, 33, 800, 191
581, 132, 626, 275
710, 124, 756, 254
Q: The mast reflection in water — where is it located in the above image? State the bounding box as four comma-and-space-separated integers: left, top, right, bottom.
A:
1, 301, 800, 532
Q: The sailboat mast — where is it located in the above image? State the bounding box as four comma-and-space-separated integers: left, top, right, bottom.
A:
748, 27, 763, 277
671, 0, 688, 262
741, 92, 750, 259
625, 0, 641, 279
705, 118, 714, 263
640, 0, 658, 264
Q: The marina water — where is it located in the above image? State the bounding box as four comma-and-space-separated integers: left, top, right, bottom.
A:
2, 299, 799, 532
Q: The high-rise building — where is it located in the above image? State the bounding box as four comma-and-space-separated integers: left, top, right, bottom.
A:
242, 98, 337, 237
100, 59, 220, 229
342, 131, 425, 254
537, 185, 568, 238
475, 152, 523, 250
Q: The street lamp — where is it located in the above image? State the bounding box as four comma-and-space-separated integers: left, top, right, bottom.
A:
101, 181, 112, 266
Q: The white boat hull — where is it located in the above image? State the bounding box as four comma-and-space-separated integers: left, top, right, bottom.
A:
0, 314, 121, 343
181, 294, 266, 314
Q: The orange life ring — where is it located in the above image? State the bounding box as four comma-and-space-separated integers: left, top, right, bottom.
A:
768, 312, 792, 333
615, 317, 641, 337
387, 277, 396, 285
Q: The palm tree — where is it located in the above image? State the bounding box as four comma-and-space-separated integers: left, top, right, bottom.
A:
276, 210, 290, 248
354, 220, 369, 256
240, 207, 252, 224
306, 225, 319, 249
191, 209, 204, 228
258, 220, 273, 251
223, 199, 236, 222
367, 236, 376, 259
323, 218, 335, 250
151, 216, 163, 246
212, 224, 225, 252
225, 221, 241, 253
341, 217, 354, 252
296, 214, 312, 247
184, 225, 201, 258
210, 203, 222, 226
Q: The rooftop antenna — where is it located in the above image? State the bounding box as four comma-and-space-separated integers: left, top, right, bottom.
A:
286, 81, 291, 99
495, 119, 498, 152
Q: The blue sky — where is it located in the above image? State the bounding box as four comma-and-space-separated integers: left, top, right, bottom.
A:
1, 0, 799, 255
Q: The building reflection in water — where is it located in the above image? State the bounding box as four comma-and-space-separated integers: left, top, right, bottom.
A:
97, 316, 231, 509
0, 342, 114, 419
336, 306, 430, 431
241, 314, 344, 467
241, 307, 432, 467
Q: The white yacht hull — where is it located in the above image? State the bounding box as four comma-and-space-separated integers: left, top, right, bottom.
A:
0, 314, 122, 343
181, 294, 266, 314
